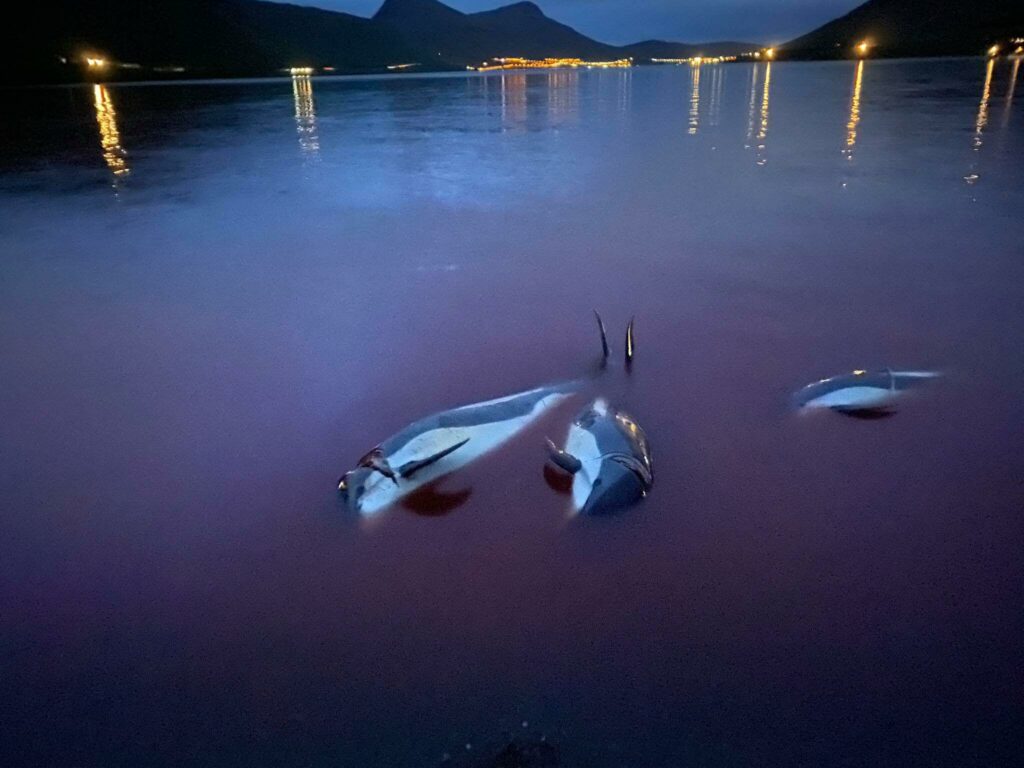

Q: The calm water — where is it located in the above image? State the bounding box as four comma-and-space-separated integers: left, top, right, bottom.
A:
2, 59, 1023, 767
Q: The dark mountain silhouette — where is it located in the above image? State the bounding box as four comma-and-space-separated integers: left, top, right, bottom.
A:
783, 0, 1024, 58
374, 0, 753, 63
8, 0, 419, 81
6, 0, 755, 83
469, 2, 620, 59
11, 0, 1022, 84
372, 0, 626, 62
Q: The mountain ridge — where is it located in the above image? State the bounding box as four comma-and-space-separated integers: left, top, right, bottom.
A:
6, 0, 1022, 84
4, 0, 755, 83
783, 0, 1024, 58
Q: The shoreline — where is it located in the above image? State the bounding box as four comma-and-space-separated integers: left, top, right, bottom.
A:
2, 53, 1006, 90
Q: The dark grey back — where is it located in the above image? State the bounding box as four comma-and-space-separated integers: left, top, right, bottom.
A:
575, 402, 653, 487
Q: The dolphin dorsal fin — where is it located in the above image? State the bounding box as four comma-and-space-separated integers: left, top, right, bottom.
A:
593, 310, 609, 364
625, 316, 635, 367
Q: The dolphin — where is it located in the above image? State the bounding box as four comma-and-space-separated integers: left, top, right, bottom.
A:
546, 398, 653, 515
545, 314, 652, 515
338, 381, 577, 516
792, 369, 940, 414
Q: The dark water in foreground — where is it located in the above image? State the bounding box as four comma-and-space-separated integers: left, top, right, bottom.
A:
1, 59, 1023, 767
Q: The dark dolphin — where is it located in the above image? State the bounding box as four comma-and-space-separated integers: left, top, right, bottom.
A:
547, 398, 653, 515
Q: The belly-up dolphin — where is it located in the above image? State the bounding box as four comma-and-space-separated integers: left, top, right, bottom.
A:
545, 314, 653, 515
792, 369, 940, 414
546, 398, 653, 515
338, 382, 577, 516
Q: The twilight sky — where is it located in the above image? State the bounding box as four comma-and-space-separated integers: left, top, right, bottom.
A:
287, 0, 864, 45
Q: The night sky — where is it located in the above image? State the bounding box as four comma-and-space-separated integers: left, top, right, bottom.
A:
288, 0, 865, 45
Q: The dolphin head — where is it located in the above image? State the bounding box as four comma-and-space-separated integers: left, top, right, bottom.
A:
337, 467, 375, 512
579, 457, 647, 515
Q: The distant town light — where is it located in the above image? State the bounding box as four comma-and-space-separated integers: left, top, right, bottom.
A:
289, 67, 314, 75
856, 41, 870, 56
86, 57, 106, 68
987, 45, 1000, 58
765, 48, 775, 59
472, 56, 632, 72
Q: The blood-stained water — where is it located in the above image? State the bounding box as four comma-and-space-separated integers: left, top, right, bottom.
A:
1, 60, 1022, 766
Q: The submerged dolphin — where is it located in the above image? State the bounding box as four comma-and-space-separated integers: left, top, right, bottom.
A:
546, 398, 653, 515
792, 369, 940, 414
338, 382, 577, 515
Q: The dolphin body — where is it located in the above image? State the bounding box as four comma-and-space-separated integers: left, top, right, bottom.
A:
338, 382, 577, 516
546, 398, 653, 515
545, 314, 653, 515
792, 369, 940, 413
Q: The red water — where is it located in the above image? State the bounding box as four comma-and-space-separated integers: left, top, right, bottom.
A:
1, 61, 1022, 766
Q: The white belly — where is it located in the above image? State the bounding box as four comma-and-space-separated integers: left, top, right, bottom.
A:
359, 391, 570, 516
806, 386, 896, 410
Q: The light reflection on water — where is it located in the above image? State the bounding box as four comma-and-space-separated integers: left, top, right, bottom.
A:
756, 61, 772, 166
844, 60, 865, 159
687, 63, 701, 135
745, 63, 760, 147
972, 57, 996, 151
500, 71, 528, 130
56, 60, 1020, 201
292, 73, 320, 159
1002, 55, 1020, 124
92, 84, 130, 186
546, 69, 581, 127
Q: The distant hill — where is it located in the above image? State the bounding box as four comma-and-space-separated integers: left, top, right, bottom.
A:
4, 0, 756, 84
783, 0, 1024, 58
372, 0, 621, 64
620, 40, 756, 60
469, 2, 620, 59
374, 0, 754, 63
6, 0, 419, 82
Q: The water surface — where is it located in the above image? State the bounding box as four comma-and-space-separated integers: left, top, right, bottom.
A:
2, 59, 1023, 767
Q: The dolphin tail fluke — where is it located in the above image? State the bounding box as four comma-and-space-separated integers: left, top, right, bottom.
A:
593, 310, 609, 365
625, 316, 635, 368
545, 437, 582, 474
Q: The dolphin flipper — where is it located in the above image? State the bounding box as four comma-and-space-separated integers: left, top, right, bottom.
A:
545, 437, 582, 474
398, 438, 471, 479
